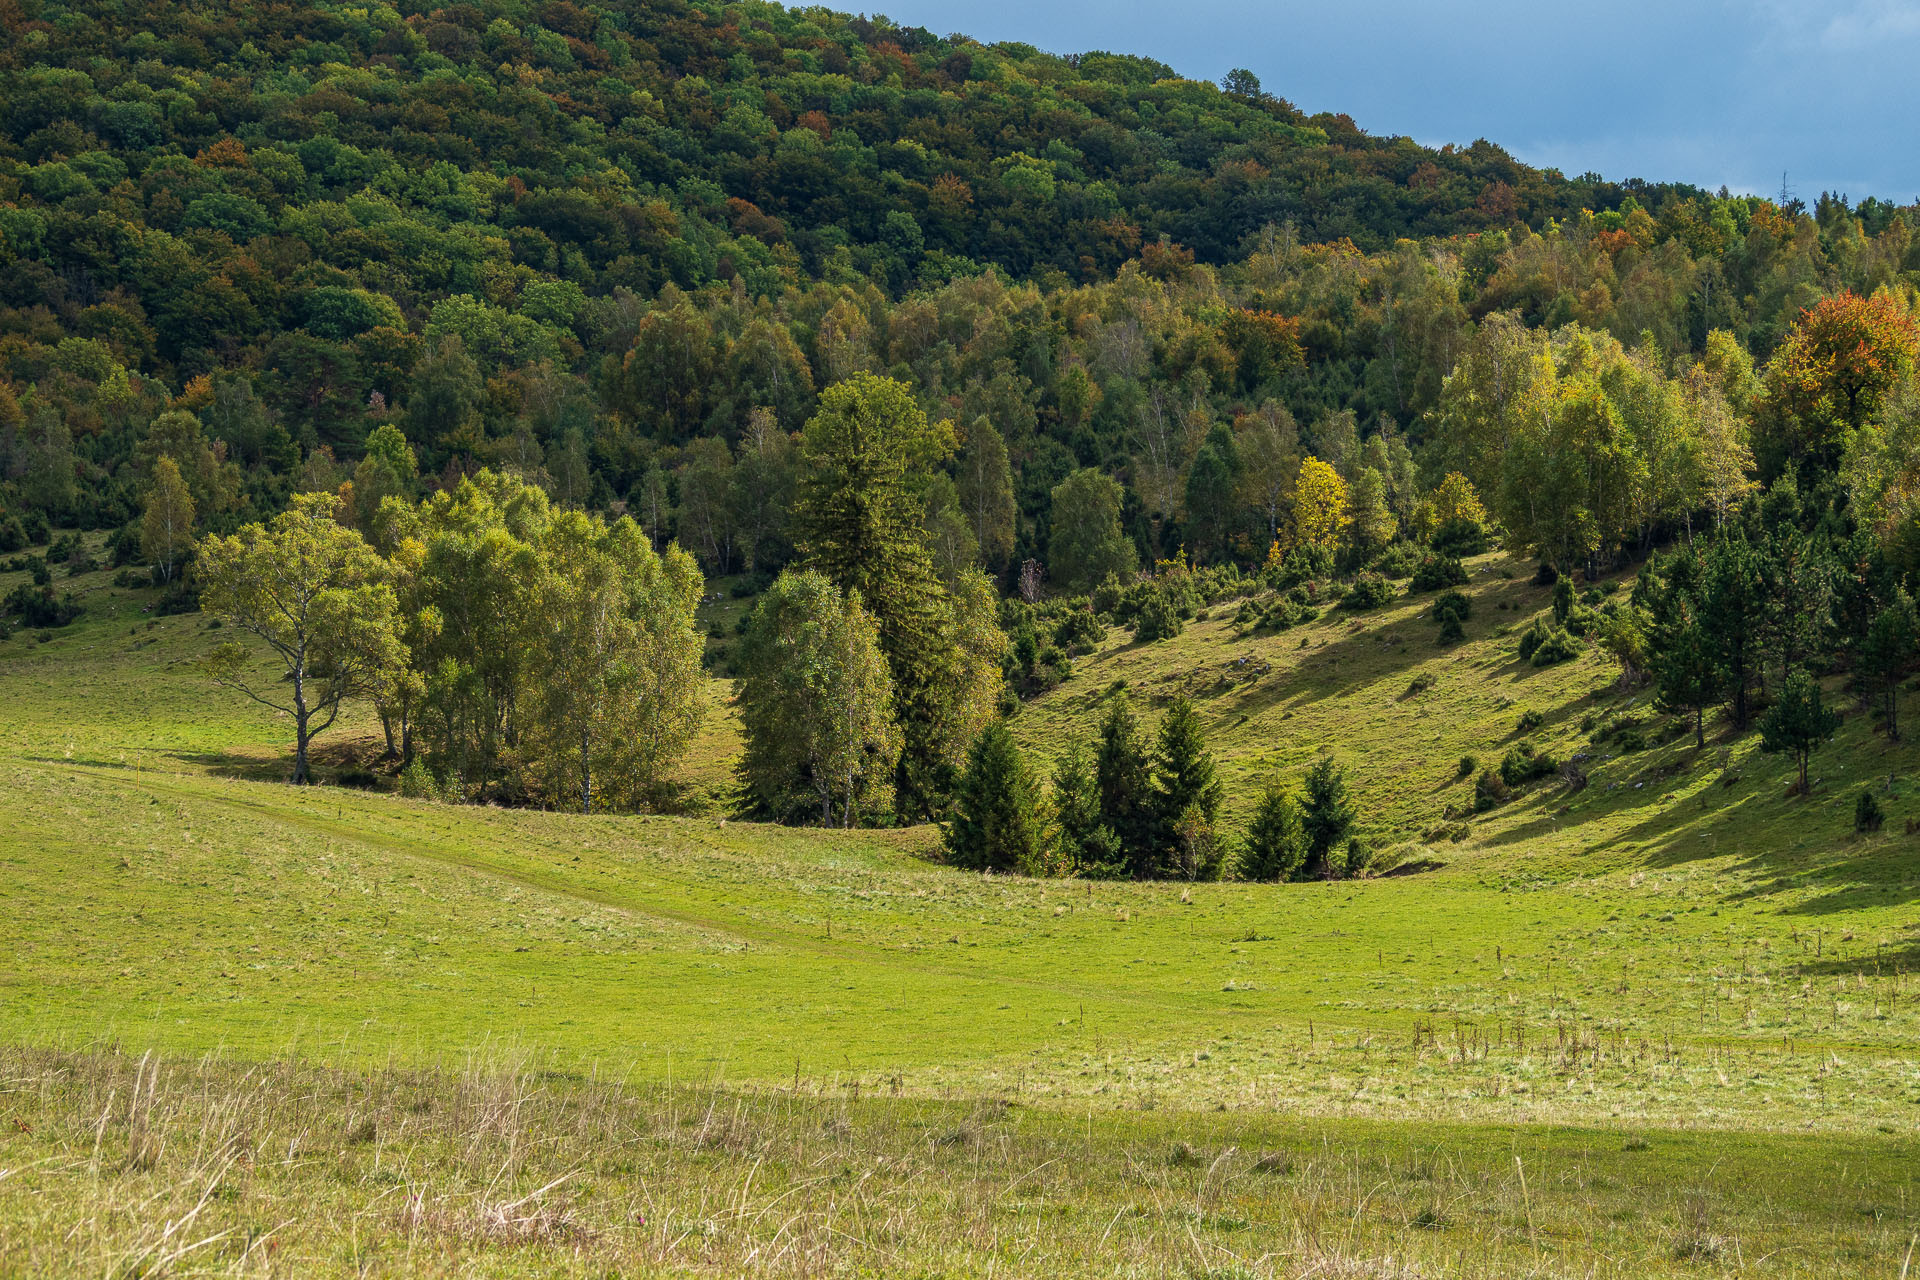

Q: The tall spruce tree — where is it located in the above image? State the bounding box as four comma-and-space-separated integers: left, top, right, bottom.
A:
1152, 697, 1224, 879
1095, 695, 1155, 877
1051, 736, 1121, 876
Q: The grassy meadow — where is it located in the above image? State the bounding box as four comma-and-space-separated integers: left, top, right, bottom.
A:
2, 539, 1919, 1276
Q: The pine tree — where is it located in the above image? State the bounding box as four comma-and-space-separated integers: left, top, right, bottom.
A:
1095, 695, 1154, 877
1759, 669, 1840, 795
1858, 590, 1915, 741
1051, 736, 1120, 876
1700, 529, 1766, 729
945, 721, 1041, 873
1300, 755, 1357, 878
1653, 598, 1725, 748
1240, 782, 1306, 881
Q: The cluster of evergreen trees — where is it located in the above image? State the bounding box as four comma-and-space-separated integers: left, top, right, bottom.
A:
1624, 472, 1916, 793
945, 693, 1363, 883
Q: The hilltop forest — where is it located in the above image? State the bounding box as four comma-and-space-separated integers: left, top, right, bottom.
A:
5, 0, 1920, 859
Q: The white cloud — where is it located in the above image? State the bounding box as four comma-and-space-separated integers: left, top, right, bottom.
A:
1820, 0, 1920, 48
1752, 0, 1920, 51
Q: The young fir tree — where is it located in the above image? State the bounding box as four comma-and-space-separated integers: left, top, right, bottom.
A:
1300, 755, 1358, 878
1859, 590, 1917, 741
1759, 669, 1840, 795
945, 720, 1041, 873
1152, 697, 1226, 879
1050, 736, 1121, 876
1095, 694, 1155, 877
1551, 575, 1574, 624
1240, 781, 1306, 881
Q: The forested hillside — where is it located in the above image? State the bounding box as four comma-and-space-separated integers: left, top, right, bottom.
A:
6, 0, 1920, 852
1, 0, 1884, 536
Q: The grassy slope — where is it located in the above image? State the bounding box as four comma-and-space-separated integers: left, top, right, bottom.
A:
3, 542, 1920, 1275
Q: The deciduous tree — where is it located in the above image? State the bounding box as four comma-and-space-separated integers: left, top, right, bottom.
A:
140, 454, 195, 584
1048, 468, 1136, 592
736, 569, 899, 826
198, 494, 406, 784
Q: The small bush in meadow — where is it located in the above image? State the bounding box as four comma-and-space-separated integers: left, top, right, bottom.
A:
1856, 789, 1885, 834
1341, 571, 1394, 611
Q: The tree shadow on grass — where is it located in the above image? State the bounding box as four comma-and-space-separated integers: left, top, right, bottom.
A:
1788, 928, 1920, 976
166, 735, 392, 786
1595, 729, 1920, 915
21, 753, 147, 772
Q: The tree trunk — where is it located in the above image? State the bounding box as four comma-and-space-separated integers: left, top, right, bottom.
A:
1695, 706, 1704, 750
580, 726, 592, 814
290, 651, 312, 784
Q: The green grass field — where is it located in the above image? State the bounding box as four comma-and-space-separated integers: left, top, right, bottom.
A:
2, 542, 1918, 1275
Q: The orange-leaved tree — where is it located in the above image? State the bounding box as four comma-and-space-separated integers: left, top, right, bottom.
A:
1764, 290, 1919, 461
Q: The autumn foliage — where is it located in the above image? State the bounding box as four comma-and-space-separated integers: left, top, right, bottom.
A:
1765, 291, 1920, 454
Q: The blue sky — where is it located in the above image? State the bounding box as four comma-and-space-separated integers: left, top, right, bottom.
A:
868, 0, 1920, 202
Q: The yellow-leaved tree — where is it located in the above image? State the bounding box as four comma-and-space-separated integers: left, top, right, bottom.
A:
1291, 455, 1348, 550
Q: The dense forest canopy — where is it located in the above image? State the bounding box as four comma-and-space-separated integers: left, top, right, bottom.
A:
2, 0, 1875, 538
7, 0, 1920, 854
